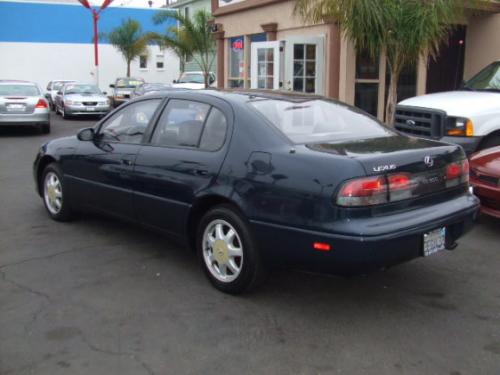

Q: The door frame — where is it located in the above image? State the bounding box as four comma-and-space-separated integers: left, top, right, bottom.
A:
250, 41, 282, 90
283, 36, 325, 95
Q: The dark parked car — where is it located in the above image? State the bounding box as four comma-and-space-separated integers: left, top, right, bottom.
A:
470, 146, 500, 218
33, 90, 479, 293
131, 82, 175, 98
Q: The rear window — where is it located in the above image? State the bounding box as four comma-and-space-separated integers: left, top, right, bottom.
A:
0, 84, 40, 96
249, 99, 393, 144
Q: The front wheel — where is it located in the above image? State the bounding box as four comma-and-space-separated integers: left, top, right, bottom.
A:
61, 106, 69, 119
197, 205, 267, 294
42, 163, 73, 221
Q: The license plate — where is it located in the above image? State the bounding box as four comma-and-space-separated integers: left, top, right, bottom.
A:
86, 107, 96, 111
423, 227, 446, 257
7, 104, 25, 110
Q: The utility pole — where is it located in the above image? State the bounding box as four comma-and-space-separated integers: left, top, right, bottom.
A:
78, 0, 114, 89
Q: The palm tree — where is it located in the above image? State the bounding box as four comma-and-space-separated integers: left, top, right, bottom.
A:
294, 0, 465, 124
152, 9, 216, 88
101, 18, 152, 77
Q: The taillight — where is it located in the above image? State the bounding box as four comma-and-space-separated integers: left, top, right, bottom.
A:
446, 159, 469, 188
336, 159, 469, 207
35, 99, 48, 109
337, 176, 388, 206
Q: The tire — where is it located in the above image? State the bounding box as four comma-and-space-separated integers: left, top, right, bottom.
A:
41, 163, 74, 221
40, 124, 50, 134
479, 134, 500, 151
61, 106, 69, 119
196, 204, 267, 294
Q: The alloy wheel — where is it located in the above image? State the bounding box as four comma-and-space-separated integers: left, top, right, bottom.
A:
44, 171, 63, 215
202, 219, 244, 283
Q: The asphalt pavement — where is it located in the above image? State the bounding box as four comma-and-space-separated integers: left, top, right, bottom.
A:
1, 113, 499, 375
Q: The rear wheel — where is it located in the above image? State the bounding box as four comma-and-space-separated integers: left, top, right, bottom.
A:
42, 163, 73, 221
196, 205, 266, 294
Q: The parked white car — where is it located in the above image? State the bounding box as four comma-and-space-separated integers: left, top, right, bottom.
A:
172, 71, 216, 90
395, 61, 500, 154
45, 80, 76, 110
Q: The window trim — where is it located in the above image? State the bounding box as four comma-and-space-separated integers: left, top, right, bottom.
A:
145, 98, 229, 153
95, 97, 165, 145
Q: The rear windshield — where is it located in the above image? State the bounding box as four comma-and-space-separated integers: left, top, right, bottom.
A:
249, 99, 393, 144
0, 84, 40, 96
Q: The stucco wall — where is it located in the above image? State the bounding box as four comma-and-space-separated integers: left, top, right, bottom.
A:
0, 43, 180, 91
464, 13, 500, 80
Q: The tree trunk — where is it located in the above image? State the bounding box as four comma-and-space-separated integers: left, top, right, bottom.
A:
204, 71, 209, 89
127, 61, 131, 78
385, 68, 401, 126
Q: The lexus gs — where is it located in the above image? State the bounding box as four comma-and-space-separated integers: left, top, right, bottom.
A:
33, 90, 479, 293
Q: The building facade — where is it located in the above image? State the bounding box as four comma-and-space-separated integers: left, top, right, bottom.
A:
168, 0, 217, 77
0, 0, 180, 91
211, 0, 500, 120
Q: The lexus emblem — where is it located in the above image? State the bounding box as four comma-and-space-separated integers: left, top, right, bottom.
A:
424, 156, 434, 167
406, 119, 416, 126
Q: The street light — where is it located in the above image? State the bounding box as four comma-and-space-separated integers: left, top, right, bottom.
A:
78, 0, 114, 89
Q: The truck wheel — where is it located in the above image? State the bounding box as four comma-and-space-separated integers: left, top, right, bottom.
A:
479, 134, 500, 151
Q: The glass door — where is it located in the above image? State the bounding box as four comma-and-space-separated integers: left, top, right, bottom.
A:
250, 41, 281, 90
284, 37, 325, 95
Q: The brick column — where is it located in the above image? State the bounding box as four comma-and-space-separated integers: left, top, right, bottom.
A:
213, 29, 225, 89
328, 22, 341, 99
261, 22, 278, 41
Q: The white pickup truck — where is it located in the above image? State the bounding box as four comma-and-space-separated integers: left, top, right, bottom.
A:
395, 61, 500, 154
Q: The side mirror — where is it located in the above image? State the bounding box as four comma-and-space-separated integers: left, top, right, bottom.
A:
173, 80, 177, 84
46, 88, 51, 91
77, 127, 95, 142
57, 91, 62, 95
102, 91, 107, 95
109, 84, 115, 88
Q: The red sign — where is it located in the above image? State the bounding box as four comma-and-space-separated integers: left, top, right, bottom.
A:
232, 38, 244, 51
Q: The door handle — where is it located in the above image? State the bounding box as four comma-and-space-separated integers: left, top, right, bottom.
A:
193, 169, 208, 176
121, 158, 133, 166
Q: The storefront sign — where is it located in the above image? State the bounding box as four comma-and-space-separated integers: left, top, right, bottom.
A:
231, 38, 244, 52
219, 0, 245, 7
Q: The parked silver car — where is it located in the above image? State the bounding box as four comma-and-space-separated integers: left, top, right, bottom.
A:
54, 83, 111, 119
45, 80, 76, 110
0, 80, 50, 133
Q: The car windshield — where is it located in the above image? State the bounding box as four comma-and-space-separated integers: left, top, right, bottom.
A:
65, 84, 101, 95
463, 62, 500, 92
249, 98, 394, 144
0, 84, 40, 96
116, 78, 143, 88
53, 81, 74, 90
177, 73, 204, 84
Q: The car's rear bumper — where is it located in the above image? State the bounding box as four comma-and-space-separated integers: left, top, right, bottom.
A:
251, 193, 479, 275
471, 179, 500, 218
0, 112, 49, 125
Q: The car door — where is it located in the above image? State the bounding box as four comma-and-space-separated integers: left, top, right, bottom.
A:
133, 97, 231, 236
68, 98, 163, 219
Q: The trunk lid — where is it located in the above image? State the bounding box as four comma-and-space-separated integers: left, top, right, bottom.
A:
307, 135, 466, 200
0, 95, 38, 114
